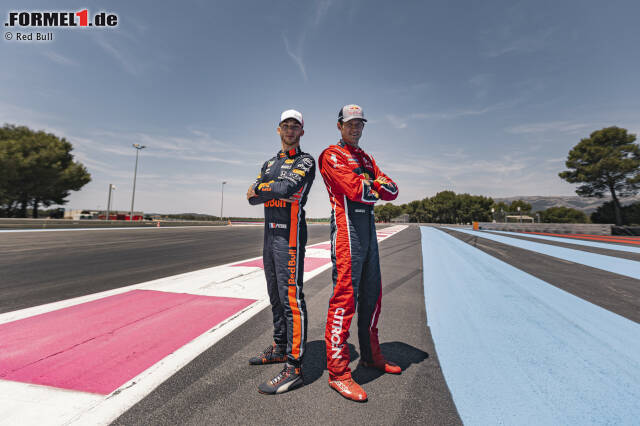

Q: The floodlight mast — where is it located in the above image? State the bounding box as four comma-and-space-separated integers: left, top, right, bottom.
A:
220, 181, 227, 219
106, 184, 115, 220
130, 144, 146, 221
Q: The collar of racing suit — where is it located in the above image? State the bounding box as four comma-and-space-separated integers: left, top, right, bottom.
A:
277, 146, 302, 158
337, 139, 362, 153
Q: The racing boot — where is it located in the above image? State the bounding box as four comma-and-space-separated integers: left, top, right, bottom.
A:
257, 363, 303, 394
249, 343, 287, 365
328, 377, 368, 402
359, 358, 402, 374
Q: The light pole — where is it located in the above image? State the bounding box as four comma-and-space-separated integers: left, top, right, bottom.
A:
517, 206, 521, 223
106, 184, 116, 220
130, 144, 146, 221
491, 207, 495, 223
220, 181, 227, 219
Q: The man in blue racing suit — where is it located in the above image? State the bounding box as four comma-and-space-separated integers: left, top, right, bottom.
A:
246, 109, 315, 395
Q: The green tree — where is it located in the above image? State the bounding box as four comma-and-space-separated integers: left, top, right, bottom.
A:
406, 191, 495, 224
430, 191, 458, 223
590, 201, 617, 224
0, 124, 91, 217
374, 202, 404, 222
508, 200, 532, 213
457, 193, 494, 223
388, 203, 404, 221
538, 206, 588, 223
492, 201, 509, 212
491, 201, 509, 222
374, 204, 389, 222
622, 203, 640, 225
591, 201, 640, 225
404, 199, 430, 223
625, 203, 640, 225
559, 126, 640, 226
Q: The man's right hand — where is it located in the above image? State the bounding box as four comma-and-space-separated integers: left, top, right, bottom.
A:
247, 184, 257, 200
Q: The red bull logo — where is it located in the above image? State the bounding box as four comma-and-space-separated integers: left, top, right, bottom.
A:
288, 249, 297, 284
265, 199, 286, 208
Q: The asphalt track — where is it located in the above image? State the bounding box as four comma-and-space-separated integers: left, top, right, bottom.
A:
0, 225, 331, 314
1, 224, 460, 424
2, 224, 639, 424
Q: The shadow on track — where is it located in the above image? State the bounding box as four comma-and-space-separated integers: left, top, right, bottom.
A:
302, 341, 358, 385
354, 342, 429, 385
302, 340, 428, 386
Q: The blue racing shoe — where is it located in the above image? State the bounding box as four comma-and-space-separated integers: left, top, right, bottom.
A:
249, 343, 287, 365
257, 363, 303, 394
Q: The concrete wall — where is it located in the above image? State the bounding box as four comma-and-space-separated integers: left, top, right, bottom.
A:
477, 222, 613, 235
414, 222, 613, 235
0, 218, 227, 230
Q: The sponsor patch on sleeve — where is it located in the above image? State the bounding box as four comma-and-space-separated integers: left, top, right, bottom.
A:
292, 169, 306, 177
258, 180, 274, 191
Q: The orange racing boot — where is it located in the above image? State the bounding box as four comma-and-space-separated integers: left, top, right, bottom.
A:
328, 377, 368, 402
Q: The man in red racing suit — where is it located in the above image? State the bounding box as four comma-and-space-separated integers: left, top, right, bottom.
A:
319, 104, 401, 403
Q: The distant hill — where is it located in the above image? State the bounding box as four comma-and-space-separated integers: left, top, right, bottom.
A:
493, 195, 640, 214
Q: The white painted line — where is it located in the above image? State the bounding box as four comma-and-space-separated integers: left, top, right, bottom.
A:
0, 381, 103, 426
487, 229, 640, 254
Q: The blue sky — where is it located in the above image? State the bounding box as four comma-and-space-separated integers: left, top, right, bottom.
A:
2, 0, 640, 217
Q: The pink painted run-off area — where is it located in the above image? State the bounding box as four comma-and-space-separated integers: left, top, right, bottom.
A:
308, 243, 332, 250
232, 257, 330, 271
0, 290, 255, 395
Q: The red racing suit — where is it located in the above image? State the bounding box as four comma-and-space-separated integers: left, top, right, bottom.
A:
318, 140, 398, 380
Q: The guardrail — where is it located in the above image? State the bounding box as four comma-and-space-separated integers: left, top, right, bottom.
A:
0, 218, 228, 230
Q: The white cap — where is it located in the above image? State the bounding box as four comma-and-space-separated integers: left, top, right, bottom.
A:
338, 104, 367, 122
280, 109, 304, 127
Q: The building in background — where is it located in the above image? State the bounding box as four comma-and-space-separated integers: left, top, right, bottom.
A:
64, 209, 144, 221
